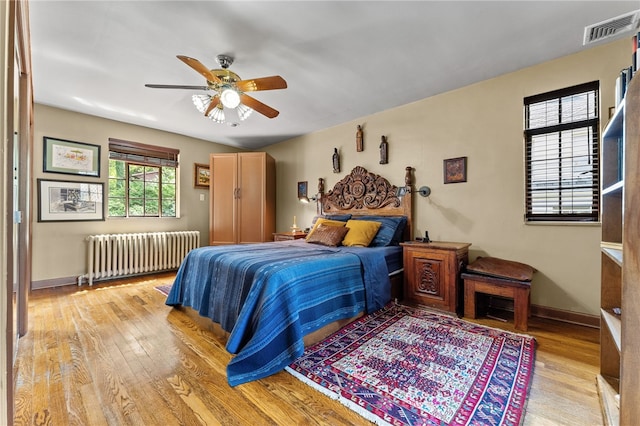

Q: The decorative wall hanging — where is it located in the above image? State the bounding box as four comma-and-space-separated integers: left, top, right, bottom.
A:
444, 156, 468, 184
356, 125, 364, 152
379, 135, 388, 164
333, 148, 341, 173
194, 163, 210, 188
37, 179, 104, 222
43, 136, 100, 177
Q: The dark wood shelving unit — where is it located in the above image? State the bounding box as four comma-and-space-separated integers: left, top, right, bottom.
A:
597, 74, 640, 425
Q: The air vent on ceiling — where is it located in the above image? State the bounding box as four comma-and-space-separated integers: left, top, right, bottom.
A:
583, 10, 640, 45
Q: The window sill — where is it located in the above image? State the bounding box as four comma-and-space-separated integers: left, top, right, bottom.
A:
524, 221, 601, 227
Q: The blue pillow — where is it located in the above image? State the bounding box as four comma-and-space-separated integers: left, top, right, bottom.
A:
353, 215, 407, 246
311, 214, 352, 226
325, 214, 352, 222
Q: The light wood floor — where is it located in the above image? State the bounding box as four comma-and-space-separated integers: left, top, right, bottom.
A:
14, 273, 604, 425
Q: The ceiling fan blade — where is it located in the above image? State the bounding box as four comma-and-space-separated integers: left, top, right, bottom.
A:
239, 94, 279, 119
145, 84, 209, 90
176, 55, 222, 84
236, 76, 287, 92
204, 96, 221, 116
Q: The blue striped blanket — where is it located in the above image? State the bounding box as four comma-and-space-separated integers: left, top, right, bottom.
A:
166, 240, 397, 386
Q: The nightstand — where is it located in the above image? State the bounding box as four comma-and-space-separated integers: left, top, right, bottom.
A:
273, 231, 308, 241
400, 241, 471, 315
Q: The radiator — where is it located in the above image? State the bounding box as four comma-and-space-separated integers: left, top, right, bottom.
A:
78, 231, 200, 286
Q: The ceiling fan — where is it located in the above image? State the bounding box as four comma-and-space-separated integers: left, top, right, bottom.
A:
145, 54, 287, 123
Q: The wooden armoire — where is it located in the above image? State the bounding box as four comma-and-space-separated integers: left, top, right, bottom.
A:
209, 152, 276, 245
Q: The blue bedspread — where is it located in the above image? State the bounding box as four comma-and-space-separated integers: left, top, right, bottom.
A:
166, 240, 396, 386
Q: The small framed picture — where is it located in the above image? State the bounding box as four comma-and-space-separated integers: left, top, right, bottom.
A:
37, 179, 104, 222
43, 136, 101, 177
194, 163, 210, 189
443, 156, 467, 184
298, 181, 308, 199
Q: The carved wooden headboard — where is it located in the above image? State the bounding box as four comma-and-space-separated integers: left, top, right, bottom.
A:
318, 166, 414, 241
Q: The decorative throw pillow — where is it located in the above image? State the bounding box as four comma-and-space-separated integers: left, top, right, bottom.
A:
354, 215, 407, 246
341, 220, 382, 247
306, 218, 347, 240
306, 224, 349, 247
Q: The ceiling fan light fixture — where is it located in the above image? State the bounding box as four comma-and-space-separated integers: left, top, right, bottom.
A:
220, 88, 241, 108
207, 104, 225, 123
151, 54, 286, 123
192, 94, 210, 113
237, 103, 254, 121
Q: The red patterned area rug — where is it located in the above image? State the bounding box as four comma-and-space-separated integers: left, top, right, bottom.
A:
286, 303, 535, 426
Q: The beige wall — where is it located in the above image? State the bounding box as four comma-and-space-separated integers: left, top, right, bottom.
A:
32, 104, 239, 284
31, 39, 629, 314
267, 38, 629, 316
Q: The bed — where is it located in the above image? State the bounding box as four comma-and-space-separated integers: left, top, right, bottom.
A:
166, 166, 414, 386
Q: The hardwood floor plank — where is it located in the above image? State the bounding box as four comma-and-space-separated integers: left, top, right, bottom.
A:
252, 372, 367, 424
68, 294, 142, 425
104, 291, 218, 425
166, 374, 225, 426
88, 287, 176, 425
13, 301, 35, 426
51, 296, 91, 426
14, 273, 604, 425
30, 295, 56, 426
78, 384, 110, 426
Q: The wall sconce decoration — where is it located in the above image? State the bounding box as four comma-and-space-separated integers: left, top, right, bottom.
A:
356, 125, 364, 152
443, 156, 467, 184
299, 181, 320, 204
332, 148, 341, 173
379, 136, 388, 164
396, 185, 431, 198
417, 186, 431, 197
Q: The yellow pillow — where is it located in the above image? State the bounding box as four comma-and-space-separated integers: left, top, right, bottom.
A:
306, 218, 347, 240
342, 220, 381, 247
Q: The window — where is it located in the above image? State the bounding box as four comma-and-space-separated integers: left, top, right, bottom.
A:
524, 81, 599, 222
108, 138, 178, 217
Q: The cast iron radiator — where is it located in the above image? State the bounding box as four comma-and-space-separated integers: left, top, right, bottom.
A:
78, 231, 200, 285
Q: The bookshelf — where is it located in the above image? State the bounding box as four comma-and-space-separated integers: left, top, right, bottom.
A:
597, 69, 640, 425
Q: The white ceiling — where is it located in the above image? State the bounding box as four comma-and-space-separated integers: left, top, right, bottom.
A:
29, 1, 639, 150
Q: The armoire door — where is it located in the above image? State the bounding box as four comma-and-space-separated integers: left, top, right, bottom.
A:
237, 152, 267, 244
209, 153, 238, 245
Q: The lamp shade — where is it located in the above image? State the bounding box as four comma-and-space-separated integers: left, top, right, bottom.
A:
237, 103, 254, 121
208, 105, 225, 123
192, 94, 210, 113
220, 88, 241, 108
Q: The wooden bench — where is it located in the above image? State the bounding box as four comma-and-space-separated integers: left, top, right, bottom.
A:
461, 257, 535, 331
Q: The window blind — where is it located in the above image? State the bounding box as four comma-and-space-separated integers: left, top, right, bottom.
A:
108, 138, 179, 167
524, 81, 599, 222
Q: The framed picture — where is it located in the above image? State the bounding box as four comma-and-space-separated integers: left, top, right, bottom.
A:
297, 181, 308, 199
37, 179, 104, 222
194, 163, 210, 188
443, 156, 467, 184
43, 136, 100, 177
